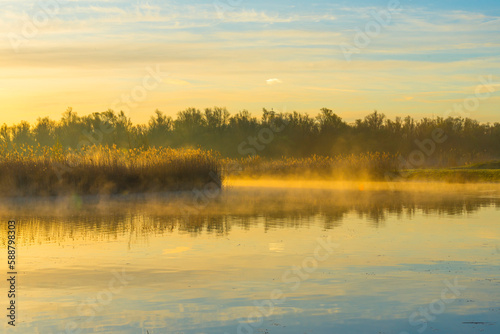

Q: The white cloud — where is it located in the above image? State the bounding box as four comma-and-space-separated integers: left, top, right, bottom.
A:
219, 10, 335, 23
266, 78, 282, 85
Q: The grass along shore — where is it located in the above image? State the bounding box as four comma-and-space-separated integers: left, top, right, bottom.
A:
403, 168, 500, 183
226, 156, 500, 183
0, 145, 222, 197
0, 144, 498, 197
400, 160, 500, 183
223, 152, 399, 180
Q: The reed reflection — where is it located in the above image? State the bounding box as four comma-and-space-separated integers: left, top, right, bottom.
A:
1, 187, 499, 246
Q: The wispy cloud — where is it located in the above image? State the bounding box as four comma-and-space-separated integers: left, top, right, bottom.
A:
0, 0, 499, 123
266, 78, 282, 85
219, 10, 335, 23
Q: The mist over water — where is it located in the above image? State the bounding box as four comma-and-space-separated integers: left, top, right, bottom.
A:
3, 181, 500, 243
1, 183, 499, 333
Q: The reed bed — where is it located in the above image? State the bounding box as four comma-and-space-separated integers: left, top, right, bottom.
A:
224, 152, 399, 180
0, 144, 223, 197
403, 169, 500, 183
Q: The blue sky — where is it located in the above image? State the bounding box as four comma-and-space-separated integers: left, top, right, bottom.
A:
0, 0, 499, 124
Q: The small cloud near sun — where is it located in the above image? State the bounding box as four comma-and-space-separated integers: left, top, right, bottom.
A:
266, 78, 282, 85
165, 78, 191, 86
394, 96, 415, 102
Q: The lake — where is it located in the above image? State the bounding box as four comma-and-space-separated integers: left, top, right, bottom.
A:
1, 182, 500, 333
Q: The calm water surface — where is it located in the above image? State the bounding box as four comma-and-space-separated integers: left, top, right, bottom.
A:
1, 185, 499, 334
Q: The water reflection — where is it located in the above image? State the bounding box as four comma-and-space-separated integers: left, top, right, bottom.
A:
2, 187, 499, 245
0, 186, 499, 334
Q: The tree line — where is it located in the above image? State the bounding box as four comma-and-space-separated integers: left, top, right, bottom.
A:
1, 107, 499, 166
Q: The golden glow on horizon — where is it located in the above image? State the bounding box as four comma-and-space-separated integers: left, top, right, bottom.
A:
0, 2, 499, 125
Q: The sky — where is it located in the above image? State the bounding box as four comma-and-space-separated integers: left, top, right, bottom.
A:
0, 0, 499, 125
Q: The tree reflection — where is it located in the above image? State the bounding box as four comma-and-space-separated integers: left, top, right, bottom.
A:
1, 188, 499, 246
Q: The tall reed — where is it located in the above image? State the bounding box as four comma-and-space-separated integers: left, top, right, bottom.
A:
224, 152, 399, 179
0, 144, 222, 197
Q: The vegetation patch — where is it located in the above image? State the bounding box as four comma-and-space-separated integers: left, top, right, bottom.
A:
224, 152, 399, 180
453, 161, 500, 170
0, 145, 222, 197
403, 169, 500, 183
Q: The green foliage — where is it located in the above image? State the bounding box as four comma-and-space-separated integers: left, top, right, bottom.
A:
405, 169, 500, 183
0, 108, 499, 166
226, 152, 399, 180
